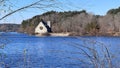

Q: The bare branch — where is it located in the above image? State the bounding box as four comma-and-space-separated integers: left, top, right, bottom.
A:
0, 0, 56, 20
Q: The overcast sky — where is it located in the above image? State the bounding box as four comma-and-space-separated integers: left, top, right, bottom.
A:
0, 0, 120, 24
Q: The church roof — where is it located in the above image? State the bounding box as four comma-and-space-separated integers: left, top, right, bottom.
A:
41, 20, 52, 32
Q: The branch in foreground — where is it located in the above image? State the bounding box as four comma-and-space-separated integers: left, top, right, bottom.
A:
0, 0, 55, 20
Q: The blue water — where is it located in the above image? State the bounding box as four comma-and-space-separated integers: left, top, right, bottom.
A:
0, 32, 120, 68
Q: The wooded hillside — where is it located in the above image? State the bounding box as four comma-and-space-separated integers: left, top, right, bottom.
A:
20, 7, 120, 36
0, 24, 20, 32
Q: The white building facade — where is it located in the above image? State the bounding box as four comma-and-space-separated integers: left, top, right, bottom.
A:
35, 21, 51, 34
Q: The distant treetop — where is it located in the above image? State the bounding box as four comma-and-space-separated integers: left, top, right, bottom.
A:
107, 7, 120, 14
42, 11, 57, 16
41, 10, 87, 17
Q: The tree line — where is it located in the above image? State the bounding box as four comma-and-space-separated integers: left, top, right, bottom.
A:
20, 7, 120, 36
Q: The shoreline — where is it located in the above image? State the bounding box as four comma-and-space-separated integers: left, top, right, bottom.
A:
1, 32, 120, 37
35, 32, 120, 37
35, 33, 70, 37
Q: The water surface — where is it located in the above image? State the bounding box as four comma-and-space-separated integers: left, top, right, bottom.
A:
0, 32, 119, 68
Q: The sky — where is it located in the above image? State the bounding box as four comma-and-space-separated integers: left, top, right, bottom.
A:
0, 0, 120, 24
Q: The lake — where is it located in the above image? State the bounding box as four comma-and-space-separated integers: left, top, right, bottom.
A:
0, 32, 120, 68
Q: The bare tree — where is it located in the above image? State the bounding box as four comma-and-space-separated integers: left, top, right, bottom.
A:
0, 0, 58, 20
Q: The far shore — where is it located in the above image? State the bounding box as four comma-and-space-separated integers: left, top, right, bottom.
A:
1, 32, 120, 37
35, 33, 70, 36
35, 32, 120, 37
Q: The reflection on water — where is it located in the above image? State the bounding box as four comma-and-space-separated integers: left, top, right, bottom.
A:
0, 32, 120, 68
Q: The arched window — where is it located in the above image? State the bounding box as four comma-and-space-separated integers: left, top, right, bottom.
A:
40, 26, 43, 30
